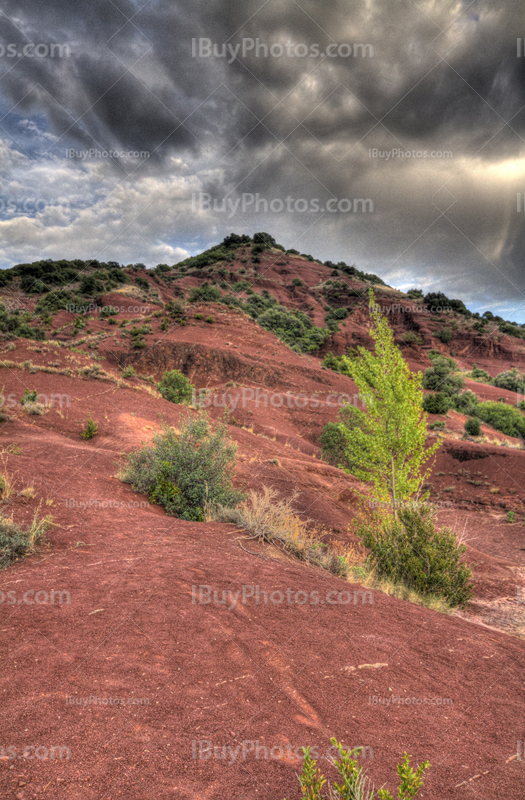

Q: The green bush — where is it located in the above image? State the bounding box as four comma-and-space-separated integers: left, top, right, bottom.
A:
81, 413, 98, 440
21, 389, 38, 405
435, 327, 452, 343
0, 512, 51, 570
322, 351, 353, 376
422, 392, 450, 414
320, 422, 352, 470
120, 414, 245, 520
422, 356, 463, 396
470, 364, 492, 383
188, 282, 222, 303
429, 420, 445, 430
157, 369, 194, 405
257, 306, 329, 353
358, 505, 474, 607
451, 390, 479, 416
287, 740, 430, 800
473, 401, 525, 438
401, 331, 422, 345
135, 276, 149, 291
464, 417, 481, 436
493, 368, 525, 393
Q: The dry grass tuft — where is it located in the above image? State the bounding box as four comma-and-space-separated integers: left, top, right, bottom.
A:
209, 486, 352, 577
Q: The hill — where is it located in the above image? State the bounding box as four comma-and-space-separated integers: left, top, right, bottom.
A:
1, 234, 525, 799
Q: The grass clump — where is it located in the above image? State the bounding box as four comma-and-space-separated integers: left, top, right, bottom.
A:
210, 486, 350, 577
157, 369, 194, 405
357, 505, 473, 608
121, 413, 244, 521
285, 740, 430, 800
0, 507, 52, 569
21, 389, 46, 415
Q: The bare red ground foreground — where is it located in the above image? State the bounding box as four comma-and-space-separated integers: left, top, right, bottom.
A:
1, 263, 525, 798
0, 376, 523, 799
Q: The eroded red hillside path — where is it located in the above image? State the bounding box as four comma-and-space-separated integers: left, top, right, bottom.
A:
1, 395, 525, 799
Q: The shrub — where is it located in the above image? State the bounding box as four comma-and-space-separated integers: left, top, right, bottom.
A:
470, 364, 492, 383
79, 275, 104, 296
507, 510, 515, 523
322, 352, 353, 376
451, 390, 479, 416
429, 420, 445, 430
422, 392, 450, 414
320, 422, 352, 470
81, 413, 98, 440
422, 356, 463, 396
493, 368, 525, 393
21, 389, 38, 405
135, 276, 149, 291
435, 327, 452, 343
291, 277, 303, 286
158, 369, 194, 404
206, 316, 214, 324
188, 282, 222, 303
401, 331, 422, 345
464, 417, 481, 436
0, 509, 52, 569
194, 313, 204, 320
357, 505, 474, 607
120, 414, 244, 520
287, 740, 430, 800
474, 401, 525, 438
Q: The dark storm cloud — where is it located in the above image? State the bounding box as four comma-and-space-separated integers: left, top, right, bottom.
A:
1, 0, 523, 158
0, 0, 524, 313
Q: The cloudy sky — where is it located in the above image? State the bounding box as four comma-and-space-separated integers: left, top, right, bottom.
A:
0, 0, 523, 317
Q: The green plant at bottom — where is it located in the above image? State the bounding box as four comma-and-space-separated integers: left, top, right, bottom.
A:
507, 510, 515, 523
284, 740, 430, 800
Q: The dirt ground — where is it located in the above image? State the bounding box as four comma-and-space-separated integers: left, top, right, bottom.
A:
1, 256, 525, 798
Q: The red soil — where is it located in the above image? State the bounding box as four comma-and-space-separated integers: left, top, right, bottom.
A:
1, 254, 525, 798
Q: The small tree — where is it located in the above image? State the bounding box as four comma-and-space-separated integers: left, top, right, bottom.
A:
337, 291, 439, 515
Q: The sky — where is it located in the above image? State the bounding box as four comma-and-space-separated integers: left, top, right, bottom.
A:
0, 0, 524, 318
